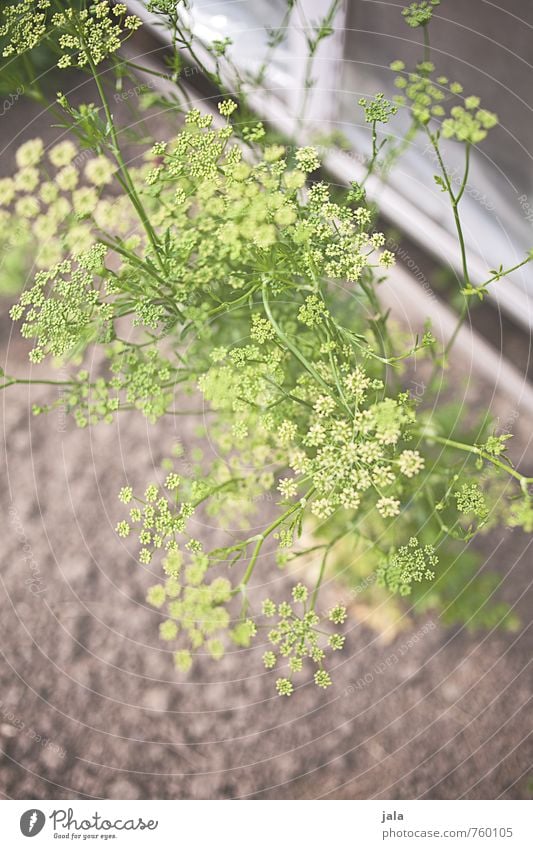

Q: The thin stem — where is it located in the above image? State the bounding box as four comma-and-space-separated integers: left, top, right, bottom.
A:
237, 496, 308, 591
439, 298, 469, 364
454, 143, 471, 205
262, 282, 337, 400
482, 256, 533, 289
310, 527, 351, 609
97, 237, 168, 289
427, 434, 533, 490
85, 53, 165, 274
1, 378, 76, 390
438, 254, 533, 367
191, 478, 243, 509
425, 129, 471, 290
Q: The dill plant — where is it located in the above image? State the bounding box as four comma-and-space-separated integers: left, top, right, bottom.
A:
2, 0, 533, 695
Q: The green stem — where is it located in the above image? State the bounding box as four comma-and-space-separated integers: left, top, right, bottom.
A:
261, 283, 336, 399
439, 254, 533, 366
237, 492, 313, 591
427, 434, 533, 491
191, 478, 243, 509
426, 129, 471, 290
1, 378, 76, 390
86, 53, 165, 274
97, 237, 168, 289
454, 143, 471, 205
310, 527, 351, 609
482, 256, 533, 289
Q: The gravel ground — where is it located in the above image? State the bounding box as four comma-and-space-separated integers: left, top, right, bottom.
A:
1, 85, 532, 802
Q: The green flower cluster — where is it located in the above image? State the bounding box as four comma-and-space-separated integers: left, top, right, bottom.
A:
145, 547, 250, 672
0, 136, 122, 270
441, 101, 499, 145
454, 483, 489, 521
401, 0, 440, 28
377, 538, 438, 596
0, 0, 50, 57
117, 474, 260, 669
0, 1, 141, 68
31, 344, 177, 427
297, 388, 420, 520
393, 60, 498, 138
116, 478, 196, 563
107, 345, 175, 423
358, 92, 398, 125
262, 587, 346, 695
9, 247, 109, 363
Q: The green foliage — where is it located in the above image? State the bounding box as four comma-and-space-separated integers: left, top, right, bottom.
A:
2, 0, 533, 697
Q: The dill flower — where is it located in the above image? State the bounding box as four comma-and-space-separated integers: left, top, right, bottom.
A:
359, 92, 398, 124
15, 138, 44, 168
442, 105, 498, 145
144, 484, 159, 502
84, 155, 115, 186
250, 314, 275, 344
311, 498, 335, 520
276, 678, 294, 697
15, 196, 40, 218
292, 583, 308, 603
165, 473, 181, 491
454, 483, 489, 520
160, 620, 178, 641
14, 167, 40, 193
402, 0, 440, 28
314, 669, 332, 689
174, 650, 193, 673
4, 50, 528, 708
262, 599, 276, 617
115, 521, 130, 538
146, 585, 166, 608
398, 449, 425, 478
278, 478, 298, 499
283, 170, 306, 191
118, 487, 133, 504
328, 605, 347, 625
377, 537, 438, 595
230, 618, 257, 646
73, 186, 98, 216
376, 497, 401, 518
218, 99, 238, 117
329, 634, 345, 651
39, 182, 59, 204
483, 435, 511, 457
263, 651, 277, 669
56, 165, 79, 191
295, 146, 320, 173
0, 178, 15, 206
